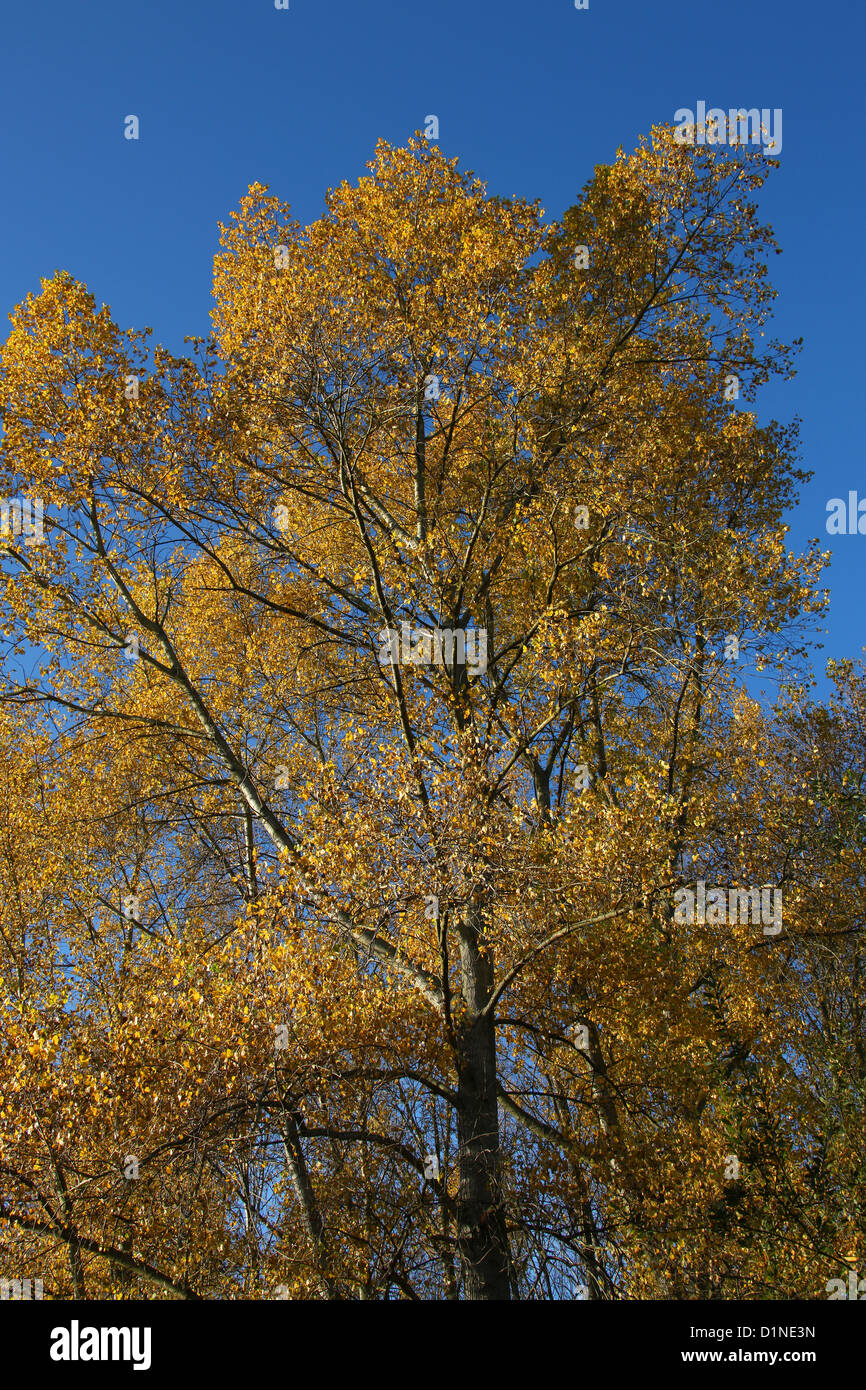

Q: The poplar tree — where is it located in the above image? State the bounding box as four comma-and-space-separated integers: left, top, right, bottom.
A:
0, 129, 842, 1300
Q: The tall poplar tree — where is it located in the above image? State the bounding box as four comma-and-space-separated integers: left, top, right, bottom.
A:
1, 129, 842, 1300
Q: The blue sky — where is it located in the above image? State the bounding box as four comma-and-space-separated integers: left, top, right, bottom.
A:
1, 0, 863, 697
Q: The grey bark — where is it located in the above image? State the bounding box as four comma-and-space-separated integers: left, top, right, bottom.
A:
455, 905, 512, 1300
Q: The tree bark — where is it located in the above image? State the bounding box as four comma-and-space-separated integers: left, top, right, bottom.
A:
455, 906, 512, 1300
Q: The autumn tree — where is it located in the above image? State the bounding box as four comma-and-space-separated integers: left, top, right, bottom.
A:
0, 129, 844, 1301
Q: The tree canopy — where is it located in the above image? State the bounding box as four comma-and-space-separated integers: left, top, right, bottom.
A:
1, 129, 860, 1301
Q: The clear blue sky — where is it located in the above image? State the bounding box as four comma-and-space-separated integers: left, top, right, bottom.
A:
1, 0, 863, 696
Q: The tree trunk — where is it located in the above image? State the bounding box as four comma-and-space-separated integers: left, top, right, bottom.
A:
455, 907, 512, 1300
